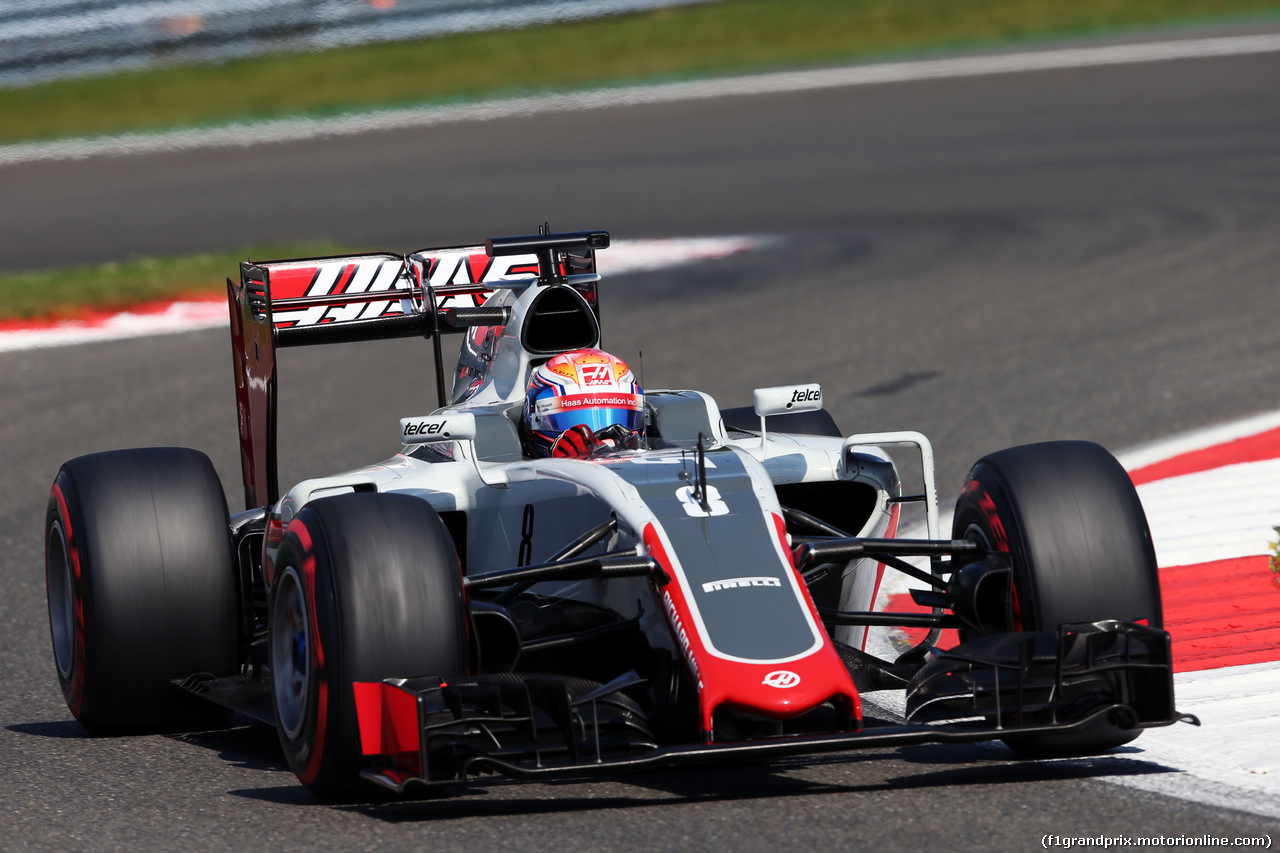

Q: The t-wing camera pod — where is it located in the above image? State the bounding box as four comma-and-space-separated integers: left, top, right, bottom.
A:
486, 227, 611, 286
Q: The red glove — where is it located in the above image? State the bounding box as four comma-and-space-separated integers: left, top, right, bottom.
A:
550, 424, 597, 458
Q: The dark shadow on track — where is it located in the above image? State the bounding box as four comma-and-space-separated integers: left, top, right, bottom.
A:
227, 785, 328, 806
886, 756, 1173, 791
7, 720, 90, 738
887, 740, 1145, 766
170, 719, 290, 774
853, 370, 944, 397
221, 745, 1179, 820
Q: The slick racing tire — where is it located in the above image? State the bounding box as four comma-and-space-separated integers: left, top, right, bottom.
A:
45, 448, 239, 733
951, 440, 1162, 757
269, 492, 468, 800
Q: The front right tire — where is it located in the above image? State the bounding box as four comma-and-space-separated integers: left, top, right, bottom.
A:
45, 447, 238, 733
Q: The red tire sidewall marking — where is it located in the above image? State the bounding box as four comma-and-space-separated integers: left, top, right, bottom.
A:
49, 481, 87, 718
973, 486, 1009, 552
963, 479, 1023, 632
283, 518, 330, 787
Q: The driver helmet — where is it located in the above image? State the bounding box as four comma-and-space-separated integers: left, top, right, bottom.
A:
523, 348, 645, 458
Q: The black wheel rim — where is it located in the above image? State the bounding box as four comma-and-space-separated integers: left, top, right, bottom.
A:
46, 520, 75, 681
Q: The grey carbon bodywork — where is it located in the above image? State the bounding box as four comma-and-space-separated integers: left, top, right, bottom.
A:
606, 449, 822, 663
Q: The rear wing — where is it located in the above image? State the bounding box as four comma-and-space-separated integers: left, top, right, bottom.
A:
227, 229, 608, 509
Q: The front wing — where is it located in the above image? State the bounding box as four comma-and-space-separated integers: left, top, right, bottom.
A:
352, 620, 1197, 792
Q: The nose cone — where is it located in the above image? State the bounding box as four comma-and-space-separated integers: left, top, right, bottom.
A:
696, 643, 862, 736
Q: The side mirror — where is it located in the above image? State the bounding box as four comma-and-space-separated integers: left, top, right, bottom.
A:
751, 384, 822, 458
753, 383, 823, 417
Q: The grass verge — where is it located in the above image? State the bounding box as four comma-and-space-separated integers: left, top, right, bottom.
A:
2, 0, 1279, 146
0, 244, 352, 323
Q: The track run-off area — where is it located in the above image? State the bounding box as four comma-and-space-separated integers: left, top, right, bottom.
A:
876, 409, 1280, 820
3, 22, 1280, 851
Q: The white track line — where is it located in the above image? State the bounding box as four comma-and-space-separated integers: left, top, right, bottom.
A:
1118, 408, 1280, 470
1138, 458, 1280, 567
3, 32, 1280, 166
1115, 662, 1280, 819
0, 299, 227, 353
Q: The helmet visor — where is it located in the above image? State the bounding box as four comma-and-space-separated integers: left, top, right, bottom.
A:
534, 391, 645, 437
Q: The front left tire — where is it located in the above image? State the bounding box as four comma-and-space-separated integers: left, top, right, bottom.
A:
268, 492, 468, 799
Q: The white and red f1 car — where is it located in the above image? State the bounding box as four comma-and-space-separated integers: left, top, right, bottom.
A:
44, 228, 1195, 799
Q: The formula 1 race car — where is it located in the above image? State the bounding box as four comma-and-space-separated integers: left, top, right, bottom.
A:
44, 228, 1195, 799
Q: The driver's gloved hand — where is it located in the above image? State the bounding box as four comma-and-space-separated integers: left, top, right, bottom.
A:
550, 425, 598, 458
550, 424, 641, 458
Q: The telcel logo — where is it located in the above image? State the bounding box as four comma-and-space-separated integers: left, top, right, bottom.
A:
403, 419, 448, 438
789, 388, 821, 406
400, 412, 475, 444
762, 670, 801, 689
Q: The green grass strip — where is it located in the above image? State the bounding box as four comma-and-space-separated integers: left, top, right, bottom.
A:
2, 0, 1279, 146
0, 244, 353, 322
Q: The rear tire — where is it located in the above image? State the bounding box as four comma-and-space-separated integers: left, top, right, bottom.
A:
46, 448, 238, 733
951, 440, 1162, 756
268, 492, 468, 799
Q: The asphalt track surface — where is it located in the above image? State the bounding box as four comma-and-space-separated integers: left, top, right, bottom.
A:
3, 27, 1280, 850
